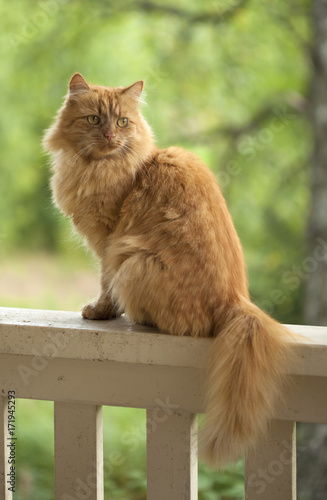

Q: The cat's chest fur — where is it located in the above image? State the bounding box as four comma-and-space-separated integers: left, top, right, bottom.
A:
51, 152, 133, 255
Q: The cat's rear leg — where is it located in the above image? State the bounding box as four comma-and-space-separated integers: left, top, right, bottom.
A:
108, 251, 212, 336
133, 308, 157, 328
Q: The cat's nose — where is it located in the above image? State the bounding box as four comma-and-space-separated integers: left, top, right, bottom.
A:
105, 133, 116, 142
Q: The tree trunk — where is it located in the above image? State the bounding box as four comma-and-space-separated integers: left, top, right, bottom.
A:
298, 1, 327, 499
305, 0, 327, 325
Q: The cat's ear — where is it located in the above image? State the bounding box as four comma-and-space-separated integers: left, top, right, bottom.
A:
122, 81, 144, 102
69, 73, 90, 94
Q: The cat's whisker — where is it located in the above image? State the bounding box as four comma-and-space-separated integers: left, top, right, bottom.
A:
124, 151, 149, 181
125, 141, 152, 165
122, 142, 151, 180
67, 146, 91, 164
67, 143, 98, 164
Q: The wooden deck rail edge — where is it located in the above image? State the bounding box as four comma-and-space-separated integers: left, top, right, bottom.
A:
0, 307, 327, 500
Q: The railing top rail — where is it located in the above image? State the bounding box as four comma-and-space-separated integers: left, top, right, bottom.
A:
0, 307, 326, 376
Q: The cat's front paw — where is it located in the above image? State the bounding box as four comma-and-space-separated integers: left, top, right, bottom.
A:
82, 302, 118, 320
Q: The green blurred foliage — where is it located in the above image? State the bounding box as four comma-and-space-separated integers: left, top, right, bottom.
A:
0, 0, 313, 498
14, 401, 54, 500
0, 0, 312, 324
14, 401, 244, 500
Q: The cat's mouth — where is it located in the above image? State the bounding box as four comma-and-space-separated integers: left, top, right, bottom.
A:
103, 143, 117, 150
87, 138, 125, 159
97, 141, 122, 157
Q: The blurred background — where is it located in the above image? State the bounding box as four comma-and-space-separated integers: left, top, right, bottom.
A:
1, 0, 326, 498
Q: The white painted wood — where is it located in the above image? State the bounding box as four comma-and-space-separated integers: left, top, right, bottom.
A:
147, 409, 198, 500
1, 354, 327, 422
277, 375, 327, 422
0, 397, 12, 500
0, 307, 210, 370
245, 420, 296, 500
1, 307, 327, 376
0, 353, 206, 413
54, 402, 103, 500
0, 307, 327, 499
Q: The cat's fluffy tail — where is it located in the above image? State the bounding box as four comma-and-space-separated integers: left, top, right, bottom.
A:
200, 296, 299, 468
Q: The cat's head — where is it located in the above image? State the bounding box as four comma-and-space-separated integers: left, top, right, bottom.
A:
44, 73, 153, 161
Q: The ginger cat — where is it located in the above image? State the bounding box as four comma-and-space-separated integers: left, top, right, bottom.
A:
44, 73, 297, 467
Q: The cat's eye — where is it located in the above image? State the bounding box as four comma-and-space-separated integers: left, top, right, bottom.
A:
117, 117, 129, 128
87, 115, 100, 125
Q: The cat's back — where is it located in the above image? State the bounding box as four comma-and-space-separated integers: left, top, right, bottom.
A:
119, 144, 238, 254
150, 146, 219, 189
137, 145, 229, 219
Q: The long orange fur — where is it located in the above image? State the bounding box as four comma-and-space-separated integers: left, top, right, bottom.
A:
43, 73, 298, 467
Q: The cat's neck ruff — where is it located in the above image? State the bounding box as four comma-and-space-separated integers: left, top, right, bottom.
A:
49, 143, 155, 219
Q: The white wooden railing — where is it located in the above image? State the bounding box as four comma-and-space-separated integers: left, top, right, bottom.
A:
0, 307, 327, 500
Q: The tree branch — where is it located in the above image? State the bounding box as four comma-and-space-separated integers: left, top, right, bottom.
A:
208, 105, 276, 140
265, 2, 311, 55
177, 95, 307, 145
132, 0, 250, 25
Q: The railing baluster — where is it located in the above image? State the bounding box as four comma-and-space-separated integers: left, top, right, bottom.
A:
245, 419, 296, 500
54, 402, 103, 500
146, 409, 198, 500
0, 396, 12, 500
